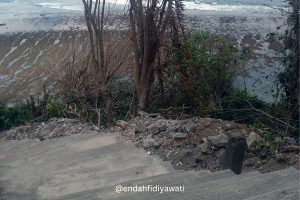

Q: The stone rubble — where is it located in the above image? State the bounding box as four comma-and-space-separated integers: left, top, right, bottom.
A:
0, 118, 103, 140
117, 112, 299, 173
0, 112, 298, 173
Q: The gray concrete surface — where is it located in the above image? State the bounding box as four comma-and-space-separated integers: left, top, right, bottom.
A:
0, 132, 299, 200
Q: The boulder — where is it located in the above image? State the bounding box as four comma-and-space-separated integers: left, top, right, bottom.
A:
208, 133, 229, 148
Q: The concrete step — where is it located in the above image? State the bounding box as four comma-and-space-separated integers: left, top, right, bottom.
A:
105, 167, 298, 200
243, 186, 300, 200
0, 132, 174, 199
53, 169, 236, 200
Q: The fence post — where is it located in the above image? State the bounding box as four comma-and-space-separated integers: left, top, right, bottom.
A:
221, 135, 247, 174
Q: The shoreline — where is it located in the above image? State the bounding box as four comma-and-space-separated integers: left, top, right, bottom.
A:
0, 9, 286, 103
0, 7, 284, 34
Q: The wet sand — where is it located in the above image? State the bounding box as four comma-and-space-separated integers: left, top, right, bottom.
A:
0, 9, 286, 103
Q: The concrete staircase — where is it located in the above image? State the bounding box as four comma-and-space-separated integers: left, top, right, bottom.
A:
0, 132, 299, 200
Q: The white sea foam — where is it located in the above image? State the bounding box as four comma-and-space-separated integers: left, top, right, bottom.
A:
53, 39, 60, 45
36, 0, 282, 13
19, 39, 26, 45
184, 2, 281, 13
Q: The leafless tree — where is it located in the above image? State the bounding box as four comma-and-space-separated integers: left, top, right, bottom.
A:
128, 0, 185, 110
82, 0, 130, 125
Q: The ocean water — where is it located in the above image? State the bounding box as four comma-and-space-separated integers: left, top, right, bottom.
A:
0, 0, 287, 14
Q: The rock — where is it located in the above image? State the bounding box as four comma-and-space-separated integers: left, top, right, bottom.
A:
276, 154, 288, 163
138, 111, 149, 117
148, 113, 161, 118
283, 137, 297, 145
145, 134, 153, 140
143, 138, 155, 148
224, 123, 232, 130
246, 132, 263, 147
228, 131, 244, 138
216, 148, 226, 157
182, 120, 197, 133
208, 133, 229, 148
171, 132, 188, 139
135, 122, 146, 134
165, 151, 175, 160
281, 145, 300, 153
111, 126, 122, 132
161, 138, 173, 146
147, 124, 160, 134
172, 150, 192, 162
244, 157, 260, 167
158, 124, 167, 132
64, 118, 79, 124
153, 141, 161, 149
116, 120, 128, 129
194, 153, 206, 164
198, 142, 210, 154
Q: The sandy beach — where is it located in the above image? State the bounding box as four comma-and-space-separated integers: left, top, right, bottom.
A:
0, 1, 287, 103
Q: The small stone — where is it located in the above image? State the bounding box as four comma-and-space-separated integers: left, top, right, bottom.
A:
208, 133, 229, 148
276, 154, 288, 163
143, 138, 155, 148
225, 123, 232, 130
244, 157, 260, 167
216, 148, 226, 157
148, 113, 161, 118
138, 111, 149, 116
171, 132, 188, 139
166, 151, 174, 160
194, 153, 206, 164
281, 145, 300, 153
135, 122, 146, 134
283, 137, 297, 145
246, 132, 263, 147
158, 124, 167, 132
146, 134, 153, 140
182, 120, 197, 133
229, 131, 244, 138
116, 120, 128, 129
147, 124, 160, 134
153, 141, 161, 149
199, 142, 209, 154
172, 150, 192, 162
